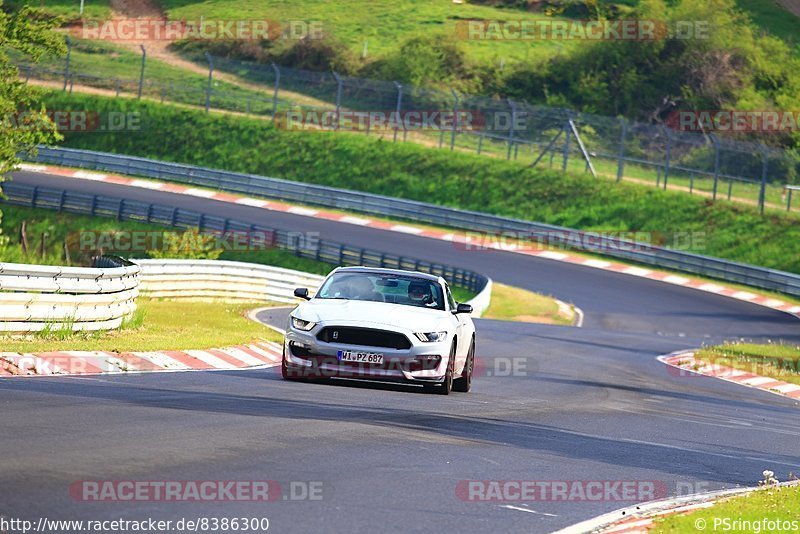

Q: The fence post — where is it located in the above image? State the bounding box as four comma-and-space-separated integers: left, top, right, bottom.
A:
332, 71, 343, 131
63, 37, 72, 91
710, 133, 721, 201
270, 63, 281, 118
759, 145, 769, 215
662, 126, 673, 190
204, 52, 213, 113
138, 45, 146, 99
115, 78, 120, 97
506, 98, 517, 160
561, 113, 571, 172
616, 117, 627, 182
450, 89, 459, 151
392, 82, 403, 143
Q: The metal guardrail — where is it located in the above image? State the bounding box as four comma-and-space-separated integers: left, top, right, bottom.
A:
0, 181, 490, 298
130, 259, 492, 316
20, 147, 800, 297
0, 260, 140, 332
133, 259, 325, 304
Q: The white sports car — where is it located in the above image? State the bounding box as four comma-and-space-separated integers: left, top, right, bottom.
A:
282, 266, 476, 394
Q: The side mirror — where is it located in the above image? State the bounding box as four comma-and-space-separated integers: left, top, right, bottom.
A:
455, 303, 473, 314
294, 287, 310, 300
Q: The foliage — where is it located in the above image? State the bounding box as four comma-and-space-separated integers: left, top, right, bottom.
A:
0, 1, 65, 256
40, 92, 800, 275
146, 229, 224, 260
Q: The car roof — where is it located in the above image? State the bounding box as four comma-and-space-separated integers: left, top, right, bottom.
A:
333, 266, 443, 283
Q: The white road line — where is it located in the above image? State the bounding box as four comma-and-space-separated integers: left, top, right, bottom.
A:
499, 505, 558, 517
732, 291, 757, 300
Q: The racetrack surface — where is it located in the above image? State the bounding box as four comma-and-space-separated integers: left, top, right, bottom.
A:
2, 171, 799, 533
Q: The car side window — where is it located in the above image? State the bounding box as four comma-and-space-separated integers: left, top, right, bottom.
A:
445, 284, 457, 311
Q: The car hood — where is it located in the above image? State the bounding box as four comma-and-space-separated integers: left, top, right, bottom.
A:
293, 299, 450, 332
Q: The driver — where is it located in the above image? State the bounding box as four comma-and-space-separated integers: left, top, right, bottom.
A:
407, 281, 434, 307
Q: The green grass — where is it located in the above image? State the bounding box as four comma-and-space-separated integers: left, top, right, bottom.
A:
483, 282, 573, 325
735, 0, 800, 50
695, 342, 800, 386
37, 92, 800, 276
0, 298, 282, 353
653, 484, 800, 533
7, 0, 112, 20
159, 0, 573, 65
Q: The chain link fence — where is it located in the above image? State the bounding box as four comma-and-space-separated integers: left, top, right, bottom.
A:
14, 42, 800, 214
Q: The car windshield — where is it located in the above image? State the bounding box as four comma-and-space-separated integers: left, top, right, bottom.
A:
316, 272, 445, 310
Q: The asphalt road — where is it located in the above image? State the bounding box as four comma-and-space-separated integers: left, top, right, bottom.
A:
1, 171, 799, 533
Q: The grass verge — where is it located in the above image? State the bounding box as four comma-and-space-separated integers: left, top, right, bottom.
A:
38, 92, 800, 275
0, 298, 282, 353
652, 484, 800, 533
694, 343, 800, 386
482, 283, 573, 325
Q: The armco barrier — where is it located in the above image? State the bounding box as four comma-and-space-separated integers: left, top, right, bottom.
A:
21, 147, 800, 297
131, 259, 492, 315
0, 259, 140, 332
0, 182, 490, 300
134, 259, 325, 304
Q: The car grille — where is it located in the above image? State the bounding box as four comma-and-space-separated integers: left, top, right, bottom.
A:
316, 327, 412, 350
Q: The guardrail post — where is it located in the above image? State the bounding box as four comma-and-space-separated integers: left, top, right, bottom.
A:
114, 78, 121, 97
616, 118, 627, 182
337, 244, 344, 265
449, 89, 460, 151
63, 37, 72, 91
662, 126, 673, 190
393, 82, 403, 143
759, 145, 768, 215
332, 71, 343, 131
138, 45, 146, 99
204, 52, 213, 113
271, 63, 281, 118
710, 133, 721, 200
117, 200, 124, 221
787, 188, 793, 212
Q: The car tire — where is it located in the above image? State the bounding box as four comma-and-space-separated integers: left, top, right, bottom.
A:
426, 342, 455, 395
453, 339, 474, 393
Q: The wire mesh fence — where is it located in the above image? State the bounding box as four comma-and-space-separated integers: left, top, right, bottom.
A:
13, 42, 800, 214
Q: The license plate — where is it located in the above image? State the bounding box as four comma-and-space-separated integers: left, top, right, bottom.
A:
337, 350, 384, 365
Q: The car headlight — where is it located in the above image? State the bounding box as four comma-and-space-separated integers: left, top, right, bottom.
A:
291, 317, 317, 331
414, 331, 448, 343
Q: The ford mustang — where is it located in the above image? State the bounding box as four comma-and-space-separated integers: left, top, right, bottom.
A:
282, 266, 476, 394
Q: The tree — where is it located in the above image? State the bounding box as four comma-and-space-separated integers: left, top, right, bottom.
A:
0, 1, 65, 251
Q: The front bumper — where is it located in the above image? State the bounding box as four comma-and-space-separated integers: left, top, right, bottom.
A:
283, 325, 450, 383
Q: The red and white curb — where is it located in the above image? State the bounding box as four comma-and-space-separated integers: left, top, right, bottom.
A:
0, 340, 282, 378
554, 481, 800, 534
17, 163, 800, 321
659, 350, 800, 400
